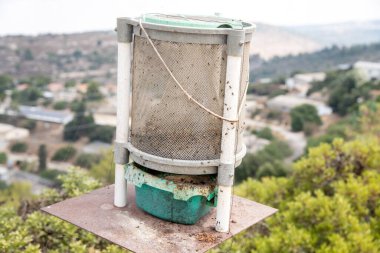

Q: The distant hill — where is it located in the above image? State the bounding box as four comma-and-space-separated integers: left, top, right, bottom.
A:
288, 20, 380, 46
251, 42, 380, 80
0, 23, 323, 81
250, 23, 322, 59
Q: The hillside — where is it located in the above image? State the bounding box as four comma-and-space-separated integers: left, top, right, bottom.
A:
250, 23, 322, 59
288, 20, 380, 46
0, 24, 321, 82
251, 42, 380, 80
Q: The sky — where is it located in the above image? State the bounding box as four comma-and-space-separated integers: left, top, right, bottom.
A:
0, 0, 379, 35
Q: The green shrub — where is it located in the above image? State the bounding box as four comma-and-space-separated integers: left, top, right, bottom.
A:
10, 142, 28, 153
290, 104, 322, 132
75, 153, 100, 169
89, 125, 115, 143
254, 127, 274, 140
19, 119, 36, 130
53, 101, 68, 110
0, 152, 7, 164
39, 169, 65, 185
52, 146, 76, 161
235, 140, 292, 182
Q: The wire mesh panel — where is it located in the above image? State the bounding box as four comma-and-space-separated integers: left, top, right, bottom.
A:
131, 36, 227, 160
130, 35, 250, 164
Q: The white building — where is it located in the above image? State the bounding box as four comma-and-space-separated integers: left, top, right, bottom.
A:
0, 166, 9, 182
267, 95, 332, 116
0, 123, 30, 141
353, 61, 380, 81
94, 113, 116, 127
286, 72, 326, 97
19, 106, 73, 124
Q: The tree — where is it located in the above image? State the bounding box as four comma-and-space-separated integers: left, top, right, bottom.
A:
0, 74, 12, 95
64, 80, 76, 88
75, 153, 100, 169
52, 146, 76, 162
254, 127, 274, 140
22, 49, 33, 61
53, 101, 68, 110
290, 104, 322, 132
64, 102, 95, 141
38, 145, 47, 171
214, 104, 380, 253
89, 125, 115, 143
90, 150, 114, 184
0, 152, 7, 164
0, 168, 124, 252
10, 142, 28, 153
235, 140, 291, 182
86, 81, 103, 101
12, 87, 42, 105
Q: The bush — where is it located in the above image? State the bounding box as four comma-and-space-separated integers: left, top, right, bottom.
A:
63, 105, 95, 141
235, 140, 292, 182
39, 169, 65, 185
254, 127, 274, 140
89, 125, 115, 143
90, 150, 114, 184
290, 104, 322, 132
64, 80, 76, 88
0, 152, 7, 164
0, 180, 7, 190
53, 101, 68, 110
11, 87, 42, 106
10, 142, 28, 153
266, 110, 282, 120
86, 81, 103, 101
52, 146, 77, 161
306, 119, 350, 150
19, 119, 36, 130
75, 153, 100, 169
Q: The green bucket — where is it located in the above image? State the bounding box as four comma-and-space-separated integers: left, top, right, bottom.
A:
125, 163, 217, 225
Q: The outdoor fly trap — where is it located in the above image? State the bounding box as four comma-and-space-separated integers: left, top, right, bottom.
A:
114, 14, 254, 232
41, 14, 277, 252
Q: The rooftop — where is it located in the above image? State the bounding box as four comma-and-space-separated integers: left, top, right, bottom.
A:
19, 106, 73, 124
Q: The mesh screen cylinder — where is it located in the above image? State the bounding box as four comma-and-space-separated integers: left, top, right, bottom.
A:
122, 15, 254, 174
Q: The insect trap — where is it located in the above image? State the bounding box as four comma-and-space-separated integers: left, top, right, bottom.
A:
42, 14, 276, 253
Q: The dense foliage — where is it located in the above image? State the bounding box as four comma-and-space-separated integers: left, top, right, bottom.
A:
63, 102, 95, 141
75, 153, 101, 169
38, 145, 47, 171
89, 125, 115, 143
10, 142, 28, 153
86, 81, 103, 101
308, 70, 374, 116
52, 101, 68, 110
0, 153, 7, 164
290, 104, 322, 132
215, 103, 380, 253
0, 169, 124, 252
251, 42, 380, 79
253, 127, 274, 141
0, 74, 13, 101
52, 146, 77, 162
235, 140, 292, 182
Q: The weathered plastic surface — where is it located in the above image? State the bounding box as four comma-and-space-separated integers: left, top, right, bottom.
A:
136, 184, 212, 225
143, 13, 245, 29
126, 163, 216, 224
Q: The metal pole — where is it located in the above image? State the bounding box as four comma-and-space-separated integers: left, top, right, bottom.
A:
114, 20, 133, 207
216, 30, 244, 232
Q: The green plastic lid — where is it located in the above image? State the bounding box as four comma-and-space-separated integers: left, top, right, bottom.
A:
142, 13, 246, 29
